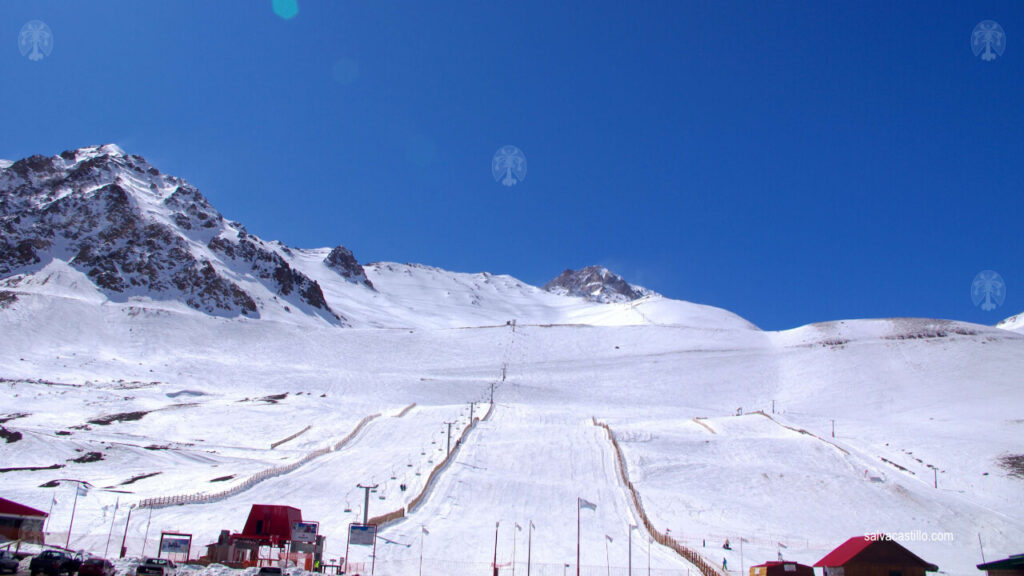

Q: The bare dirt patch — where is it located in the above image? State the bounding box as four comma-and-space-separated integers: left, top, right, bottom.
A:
0, 426, 22, 443
88, 410, 150, 425
998, 454, 1024, 479
68, 451, 104, 464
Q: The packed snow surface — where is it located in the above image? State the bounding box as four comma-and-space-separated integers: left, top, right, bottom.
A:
2, 261, 1022, 576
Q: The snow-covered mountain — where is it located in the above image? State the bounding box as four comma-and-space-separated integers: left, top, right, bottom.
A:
544, 265, 655, 303
0, 145, 751, 331
1, 146, 1022, 576
0, 145, 343, 323
997, 311, 1024, 332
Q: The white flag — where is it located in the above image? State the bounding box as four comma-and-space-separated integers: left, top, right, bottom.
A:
515, 523, 522, 532
579, 498, 597, 511
77, 484, 89, 497
422, 526, 430, 535
606, 535, 614, 543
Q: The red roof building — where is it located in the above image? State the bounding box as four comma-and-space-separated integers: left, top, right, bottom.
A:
0, 497, 48, 544
749, 561, 814, 576
235, 504, 303, 546
978, 554, 1024, 576
815, 535, 938, 576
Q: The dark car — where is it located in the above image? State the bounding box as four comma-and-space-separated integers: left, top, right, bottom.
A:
0, 550, 20, 575
256, 568, 282, 576
29, 550, 82, 576
135, 558, 175, 576
78, 558, 115, 576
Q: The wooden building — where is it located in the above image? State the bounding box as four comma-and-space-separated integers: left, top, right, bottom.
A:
814, 535, 938, 576
978, 554, 1024, 576
0, 497, 47, 544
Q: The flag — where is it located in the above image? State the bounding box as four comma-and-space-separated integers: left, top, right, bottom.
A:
579, 498, 597, 511
515, 523, 522, 531
605, 535, 614, 543
422, 526, 430, 535
530, 520, 535, 530
77, 484, 89, 497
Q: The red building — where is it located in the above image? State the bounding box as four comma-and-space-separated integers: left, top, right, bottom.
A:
237, 505, 303, 546
749, 561, 814, 576
0, 497, 48, 544
815, 535, 938, 576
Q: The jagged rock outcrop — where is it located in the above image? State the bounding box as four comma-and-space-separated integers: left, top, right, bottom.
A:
543, 266, 654, 304
0, 145, 339, 321
324, 245, 374, 289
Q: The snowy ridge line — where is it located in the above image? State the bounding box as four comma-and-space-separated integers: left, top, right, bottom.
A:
393, 403, 416, 417
752, 411, 849, 455
270, 425, 313, 449
368, 402, 494, 529
138, 413, 380, 510
593, 418, 725, 576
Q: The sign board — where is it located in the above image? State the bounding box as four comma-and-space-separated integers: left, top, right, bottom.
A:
348, 524, 376, 547
159, 533, 192, 557
291, 521, 318, 544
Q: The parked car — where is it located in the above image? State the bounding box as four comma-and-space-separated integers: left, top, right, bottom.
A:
256, 568, 282, 576
29, 550, 83, 576
78, 558, 116, 576
135, 558, 176, 576
0, 550, 20, 575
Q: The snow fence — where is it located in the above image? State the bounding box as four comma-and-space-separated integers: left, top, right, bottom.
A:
593, 419, 726, 576
138, 413, 380, 509
366, 402, 494, 528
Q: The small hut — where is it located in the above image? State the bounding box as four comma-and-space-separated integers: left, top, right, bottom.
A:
749, 561, 814, 576
0, 497, 48, 544
815, 535, 938, 576
978, 554, 1024, 576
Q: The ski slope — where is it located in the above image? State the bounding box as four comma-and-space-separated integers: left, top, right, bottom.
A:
1, 266, 1023, 576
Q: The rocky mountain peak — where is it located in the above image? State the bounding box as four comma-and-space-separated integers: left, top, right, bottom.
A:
324, 246, 374, 289
543, 266, 654, 304
0, 145, 342, 324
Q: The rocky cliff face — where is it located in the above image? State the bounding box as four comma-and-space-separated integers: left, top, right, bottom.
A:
324, 245, 374, 289
0, 145, 345, 322
543, 266, 654, 303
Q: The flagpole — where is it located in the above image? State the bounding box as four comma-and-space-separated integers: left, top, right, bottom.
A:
105, 497, 120, 557
605, 536, 610, 576
576, 499, 581, 576
66, 483, 80, 548
418, 528, 424, 576
527, 521, 533, 576
493, 522, 500, 576
512, 524, 518, 576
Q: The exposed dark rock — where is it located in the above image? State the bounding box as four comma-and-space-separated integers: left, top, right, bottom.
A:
543, 266, 653, 303
324, 245, 374, 289
0, 145, 350, 323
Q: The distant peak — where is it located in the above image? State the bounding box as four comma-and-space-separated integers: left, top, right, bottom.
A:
543, 265, 654, 303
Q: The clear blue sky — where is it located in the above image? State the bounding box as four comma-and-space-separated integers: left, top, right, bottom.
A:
3, 1, 1022, 330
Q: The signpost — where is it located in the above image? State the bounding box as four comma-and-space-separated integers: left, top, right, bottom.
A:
344, 524, 378, 575
158, 532, 192, 561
